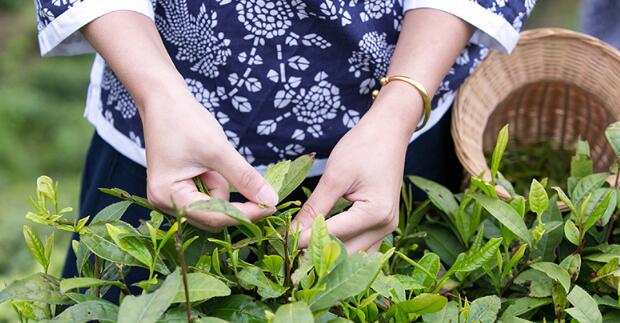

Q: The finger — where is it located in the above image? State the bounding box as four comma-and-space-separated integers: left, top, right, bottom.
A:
298, 200, 397, 247
294, 173, 346, 235
343, 231, 389, 254
214, 148, 279, 207
199, 171, 230, 200
171, 182, 238, 232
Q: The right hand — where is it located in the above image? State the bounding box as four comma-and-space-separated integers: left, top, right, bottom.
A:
142, 88, 278, 232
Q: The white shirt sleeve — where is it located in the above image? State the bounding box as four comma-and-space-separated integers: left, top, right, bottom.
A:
38, 0, 154, 57
403, 0, 520, 53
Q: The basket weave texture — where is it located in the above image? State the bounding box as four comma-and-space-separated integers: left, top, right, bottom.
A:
452, 28, 620, 199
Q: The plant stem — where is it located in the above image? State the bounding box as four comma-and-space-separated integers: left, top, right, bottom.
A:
283, 226, 292, 289
117, 265, 134, 296
94, 256, 101, 298
500, 256, 530, 297
174, 214, 193, 322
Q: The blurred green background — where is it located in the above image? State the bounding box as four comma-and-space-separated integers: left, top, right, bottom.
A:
0, 0, 580, 320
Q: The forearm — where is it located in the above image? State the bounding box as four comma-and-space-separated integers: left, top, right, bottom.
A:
370, 9, 475, 137
81, 11, 187, 115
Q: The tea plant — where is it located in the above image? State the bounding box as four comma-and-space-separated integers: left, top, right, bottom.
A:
2, 123, 620, 322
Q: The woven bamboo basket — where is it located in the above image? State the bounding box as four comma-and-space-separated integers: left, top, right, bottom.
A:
452, 28, 620, 205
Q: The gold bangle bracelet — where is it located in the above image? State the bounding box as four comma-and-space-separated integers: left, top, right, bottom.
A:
371, 75, 432, 131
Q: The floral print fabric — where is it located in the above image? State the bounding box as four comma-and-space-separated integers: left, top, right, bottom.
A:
35, 0, 534, 169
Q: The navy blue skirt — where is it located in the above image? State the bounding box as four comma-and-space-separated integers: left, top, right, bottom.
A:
62, 109, 462, 300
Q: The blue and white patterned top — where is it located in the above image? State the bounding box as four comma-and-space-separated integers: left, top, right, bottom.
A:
34, 0, 535, 176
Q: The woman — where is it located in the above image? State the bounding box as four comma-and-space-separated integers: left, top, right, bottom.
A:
34, 0, 535, 278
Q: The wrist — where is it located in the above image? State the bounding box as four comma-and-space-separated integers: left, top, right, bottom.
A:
133, 68, 190, 117
365, 81, 425, 140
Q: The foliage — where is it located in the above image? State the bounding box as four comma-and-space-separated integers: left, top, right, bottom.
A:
3, 122, 620, 322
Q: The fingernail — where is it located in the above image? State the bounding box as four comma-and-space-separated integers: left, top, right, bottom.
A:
256, 184, 279, 207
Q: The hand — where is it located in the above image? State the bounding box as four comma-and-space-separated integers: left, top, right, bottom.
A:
294, 83, 423, 253
142, 89, 278, 232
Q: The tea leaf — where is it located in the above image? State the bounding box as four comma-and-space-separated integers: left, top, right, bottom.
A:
530, 262, 571, 293
471, 193, 532, 245
23, 225, 48, 272
397, 293, 447, 315
572, 173, 610, 205
81, 232, 169, 274
280, 154, 314, 202
411, 253, 440, 289
237, 266, 287, 299
500, 297, 551, 320
188, 199, 262, 240
529, 179, 549, 216
172, 273, 230, 303
42, 300, 119, 322
467, 295, 501, 323
605, 121, 620, 156
584, 190, 614, 232
491, 125, 509, 183
309, 252, 383, 311
106, 224, 153, 267
564, 220, 580, 246
117, 268, 180, 323
208, 295, 270, 323
310, 215, 332, 280
449, 238, 502, 274
552, 187, 577, 215
0, 273, 70, 305
410, 176, 458, 217
566, 285, 603, 323
422, 300, 458, 323
273, 302, 314, 323
420, 224, 463, 266
60, 277, 124, 293
371, 273, 407, 302
91, 201, 131, 224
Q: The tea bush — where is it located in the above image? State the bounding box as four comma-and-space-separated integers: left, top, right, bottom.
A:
2, 123, 620, 323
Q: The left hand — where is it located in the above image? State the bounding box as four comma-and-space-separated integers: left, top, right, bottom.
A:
294, 83, 423, 254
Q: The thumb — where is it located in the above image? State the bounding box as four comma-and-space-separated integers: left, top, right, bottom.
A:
214, 148, 279, 207
294, 175, 343, 233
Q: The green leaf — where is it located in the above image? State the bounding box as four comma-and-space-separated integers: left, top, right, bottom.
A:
273, 302, 314, 323
237, 266, 287, 299
422, 301, 458, 323
42, 300, 119, 323
605, 121, 620, 156
23, 225, 48, 271
371, 273, 407, 302
310, 215, 332, 279
420, 224, 463, 266
530, 262, 571, 293
566, 285, 603, 323
60, 277, 124, 293
410, 176, 458, 217
91, 201, 131, 224
560, 254, 581, 278
449, 238, 503, 274
572, 173, 611, 205
188, 199, 262, 240
585, 190, 615, 232
106, 223, 153, 267
309, 252, 383, 311
564, 220, 580, 246
260, 255, 284, 277
411, 253, 440, 289
529, 179, 549, 216
208, 295, 270, 323
500, 297, 551, 320
117, 268, 180, 323
491, 125, 509, 183
274, 154, 314, 202
397, 293, 447, 315
472, 193, 532, 245
0, 273, 70, 305
467, 295, 501, 323
172, 273, 230, 303
553, 187, 577, 215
